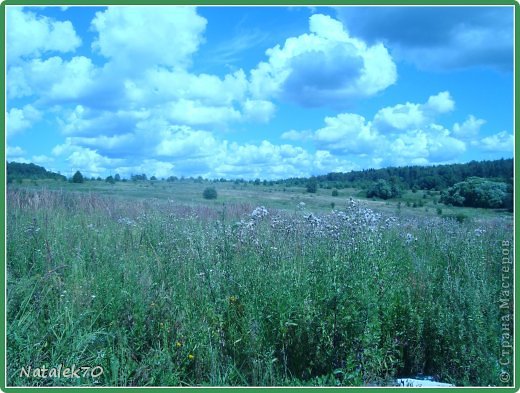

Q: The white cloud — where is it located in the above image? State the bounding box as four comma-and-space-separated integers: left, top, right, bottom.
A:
424, 91, 455, 113
165, 99, 242, 126
7, 145, 26, 158
32, 154, 54, 165
374, 91, 454, 132
52, 143, 124, 177
155, 125, 219, 158
314, 113, 380, 154
242, 99, 276, 123
91, 7, 206, 69
127, 68, 248, 108
7, 105, 41, 135
452, 115, 486, 138
8, 56, 97, 101
374, 102, 425, 132
299, 92, 468, 167
479, 131, 513, 153
249, 13, 396, 107
281, 129, 313, 141
388, 126, 466, 165
7, 7, 81, 64
58, 105, 149, 136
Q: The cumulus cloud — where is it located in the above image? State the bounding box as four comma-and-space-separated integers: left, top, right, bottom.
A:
7, 145, 26, 158
299, 91, 468, 167
337, 7, 513, 71
91, 7, 207, 70
452, 115, 486, 138
314, 113, 379, 154
374, 91, 454, 132
242, 100, 276, 123
52, 143, 125, 176
478, 131, 513, 153
7, 56, 98, 101
8, 8, 262, 129
249, 13, 397, 107
57, 105, 149, 136
7, 7, 81, 64
7, 105, 41, 136
281, 129, 313, 141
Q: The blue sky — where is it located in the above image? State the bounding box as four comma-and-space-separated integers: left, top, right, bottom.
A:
6, 6, 514, 179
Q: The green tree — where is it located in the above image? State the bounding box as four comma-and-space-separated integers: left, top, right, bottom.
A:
306, 177, 318, 193
367, 179, 401, 200
106, 175, 115, 184
441, 177, 508, 208
114, 173, 121, 182
72, 170, 84, 183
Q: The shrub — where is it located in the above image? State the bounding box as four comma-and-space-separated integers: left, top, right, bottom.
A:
441, 177, 508, 208
306, 178, 318, 193
331, 189, 339, 197
367, 179, 401, 200
203, 187, 218, 200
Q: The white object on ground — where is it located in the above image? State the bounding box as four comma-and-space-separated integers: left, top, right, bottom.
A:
397, 378, 454, 387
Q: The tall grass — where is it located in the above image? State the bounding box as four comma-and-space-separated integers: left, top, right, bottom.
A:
6, 189, 513, 386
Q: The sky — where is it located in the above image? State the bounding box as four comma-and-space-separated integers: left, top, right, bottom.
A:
5, 5, 514, 180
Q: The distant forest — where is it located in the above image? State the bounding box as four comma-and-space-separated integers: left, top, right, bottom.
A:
6, 158, 513, 192
284, 158, 513, 191
6, 162, 66, 182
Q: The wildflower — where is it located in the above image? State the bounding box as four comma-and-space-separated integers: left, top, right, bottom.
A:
176, 341, 182, 348
188, 354, 195, 360
251, 206, 269, 220
229, 295, 238, 303
405, 233, 417, 244
91, 295, 96, 299
150, 302, 155, 307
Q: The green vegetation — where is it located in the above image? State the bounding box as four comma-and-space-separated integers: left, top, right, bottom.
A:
306, 177, 318, 193
366, 179, 402, 200
203, 187, 218, 200
6, 186, 513, 387
72, 170, 84, 184
441, 177, 511, 209
7, 162, 66, 182
6, 157, 514, 386
284, 158, 513, 192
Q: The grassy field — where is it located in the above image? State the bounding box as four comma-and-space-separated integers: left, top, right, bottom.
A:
6, 182, 514, 386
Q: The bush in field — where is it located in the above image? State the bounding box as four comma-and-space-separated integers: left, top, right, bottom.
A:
441, 177, 508, 208
332, 189, 339, 197
72, 170, 84, 183
203, 187, 217, 200
306, 177, 318, 193
367, 179, 401, 200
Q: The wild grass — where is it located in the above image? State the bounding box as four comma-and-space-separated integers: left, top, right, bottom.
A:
6, 188, 513, 386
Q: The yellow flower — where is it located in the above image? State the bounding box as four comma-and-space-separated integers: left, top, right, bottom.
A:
188, 354, 195, 360
229, 295, 237, 303
176, 341, 182, 347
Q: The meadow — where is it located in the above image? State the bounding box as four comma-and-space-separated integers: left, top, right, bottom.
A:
6, 181, 514, 386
